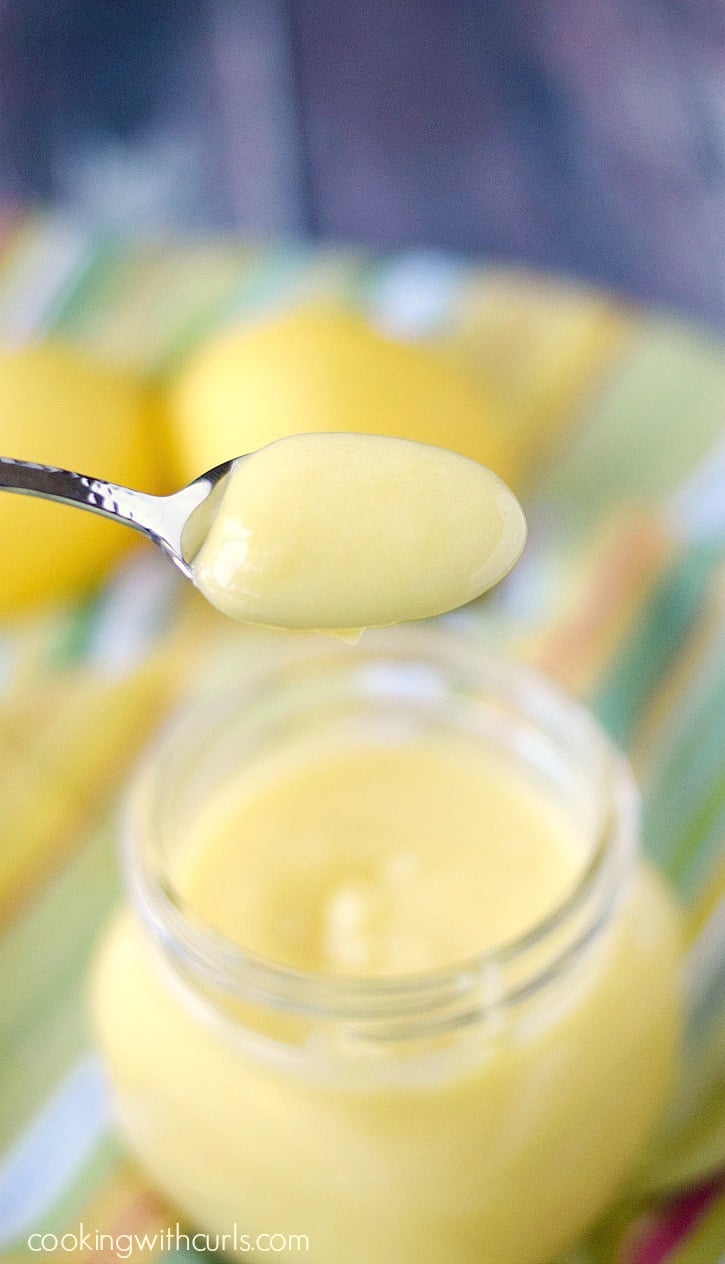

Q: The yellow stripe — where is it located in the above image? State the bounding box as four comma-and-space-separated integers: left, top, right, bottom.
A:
438, 269, 633, 491
0, 605, 211, 929
62, 242, 258, 370
532, 512, 673, 695
0, 667, 168, 926
685, 852, 725, 945
65, 1158, 172, 1263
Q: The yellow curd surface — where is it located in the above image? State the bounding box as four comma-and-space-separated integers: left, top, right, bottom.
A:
185, 433, 526, 632
92, 721, 681, 1264
176, 729, 584, 974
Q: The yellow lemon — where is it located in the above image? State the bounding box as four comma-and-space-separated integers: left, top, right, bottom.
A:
0, 342, 161, 614
169, 306, 514, 486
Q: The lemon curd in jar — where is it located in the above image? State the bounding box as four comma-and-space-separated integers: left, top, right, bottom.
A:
92, 634, 681, 1264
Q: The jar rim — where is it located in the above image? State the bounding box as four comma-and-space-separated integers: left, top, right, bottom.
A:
123, 627, 638, 1032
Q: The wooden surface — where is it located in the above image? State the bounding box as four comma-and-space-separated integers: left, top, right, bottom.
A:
0, 0, 723, 325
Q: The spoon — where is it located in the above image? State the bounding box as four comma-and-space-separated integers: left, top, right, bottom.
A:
0, 437, 527, 631
0, 454, 235, 579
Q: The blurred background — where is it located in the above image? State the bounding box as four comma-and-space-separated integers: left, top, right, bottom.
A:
0, 0, 723, 326
1, 6, 725, 1261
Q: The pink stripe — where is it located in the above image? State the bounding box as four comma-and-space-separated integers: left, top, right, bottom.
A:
628, 1179, 723, 1263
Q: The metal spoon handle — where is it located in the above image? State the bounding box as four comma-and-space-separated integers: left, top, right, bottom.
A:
0, 455, 157, 524
0, 456, 199, 575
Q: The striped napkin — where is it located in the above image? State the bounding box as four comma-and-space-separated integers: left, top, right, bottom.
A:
0, 215, 723, 1262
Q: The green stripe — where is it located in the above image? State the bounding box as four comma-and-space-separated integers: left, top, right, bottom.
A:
153, 244, 377, 374
553, 1202, 638, 1264
648, 1077, 725, 1196
640, 627, 725, 895
668, 777, 725, 899
593, 543, 721, 748
0, 824, 120, 1148
644, 693, 725, 894
44, 237, 122, 336
42, 591, 108, 670
538, 322, 725, 535
1, 1004, 91, 1158
162, 1252, 225, 1264
135, 245, 263, 374
149, 248, 286, 373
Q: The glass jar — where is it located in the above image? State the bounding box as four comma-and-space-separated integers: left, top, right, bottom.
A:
91, 627, 681, 1264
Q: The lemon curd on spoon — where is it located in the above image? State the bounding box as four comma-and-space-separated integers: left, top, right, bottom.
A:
183, 432, 526, 632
